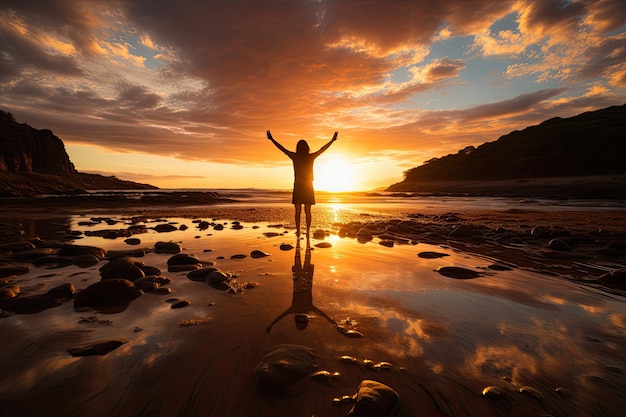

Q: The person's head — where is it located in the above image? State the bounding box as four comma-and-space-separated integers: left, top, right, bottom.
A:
295, 313, 309, 330
296, 140, 310, 155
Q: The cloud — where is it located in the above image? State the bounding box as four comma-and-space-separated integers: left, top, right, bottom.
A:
0, 0, 624, 184
584, 0, 626, 32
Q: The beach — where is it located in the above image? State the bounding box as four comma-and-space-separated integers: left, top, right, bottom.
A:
1, 193, 625, 417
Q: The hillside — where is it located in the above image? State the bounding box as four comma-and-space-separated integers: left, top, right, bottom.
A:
388, 104, 626, 196
0, 110, 157, 197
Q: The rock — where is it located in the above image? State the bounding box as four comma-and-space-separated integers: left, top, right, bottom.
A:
531, 226, 550, 238
167, 253, 200, 266
279, 243, 294, 251
124, 238, 141, 245
205, 270, 231, 285
312, 229, 326, 239
231, 254, 247, 259
168, 264, 201, 272
0, 242, 36, 252
314, 242, 332, 248
519, 386, 543, 400
482, 385, 505, 399
254, 344, 317, 392
31, 255, 75, 268
106, 248, 146, 258
487, 263, 514, 271
347, 380, 399, 417
99, 257, 145, 281
11, 248, 56, 261
74, 279, 142, 313
251, 250, 270, 258
436, 266, 481, 279
171, 300, 190, 309
0, 113, 76, 174
139, 265, 161, 276
0, 264, 29, 278
0, 285, 19, 301
68, 339, 127, 356
74, 254, 99, 268
449, 224, 485, 238
187, 267, 219, 282
1, 283, 75, 314
598, 269, 626, 290
154, 223, 178, 233
133, 277, 161, 292
418, 251, 449, 259
58, 244, 106, 258
154, 241, 182, 254
547, 238, 572, 251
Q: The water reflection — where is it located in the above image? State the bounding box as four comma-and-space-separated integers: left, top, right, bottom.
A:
266, 239, 336, 332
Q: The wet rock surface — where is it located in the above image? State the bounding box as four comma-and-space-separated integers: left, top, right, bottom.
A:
73, 279, 142, 313
254, 344, 318, 392
345, 380, 399, 417
0, 283, 75, 313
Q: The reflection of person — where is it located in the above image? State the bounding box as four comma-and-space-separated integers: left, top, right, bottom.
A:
266, 240, 337, 333
266, 129, 337, 237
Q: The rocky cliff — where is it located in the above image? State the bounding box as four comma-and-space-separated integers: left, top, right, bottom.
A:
388, 103, 626, 193
0, 110, 157, 197
0, 110, 76, 173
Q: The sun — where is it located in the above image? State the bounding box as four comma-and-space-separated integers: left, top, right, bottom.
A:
314, 155, 360, 192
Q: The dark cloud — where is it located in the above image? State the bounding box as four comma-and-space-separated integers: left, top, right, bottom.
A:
117, 84, 161, 110
585, 0, 626, 32
0, 0, 102, 56
0, 0, 624, 179
0, 20, 84, 77
518, 0, 587, 36
457, 88, 567, 121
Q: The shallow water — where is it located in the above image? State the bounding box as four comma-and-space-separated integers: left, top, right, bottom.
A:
1, 212, 625, 417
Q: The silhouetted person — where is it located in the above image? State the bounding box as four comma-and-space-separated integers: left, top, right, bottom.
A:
266, 240, 336, 333
267, 129, 337, 237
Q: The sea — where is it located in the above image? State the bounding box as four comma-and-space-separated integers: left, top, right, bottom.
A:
77, 188, 626, 212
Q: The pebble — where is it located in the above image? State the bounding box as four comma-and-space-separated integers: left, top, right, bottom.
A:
171, 300, 191, 309
436, 266, 481, 279
519, 386, 543, 399
314, 242, 332, 248
482, 385, 505, 399
417, 251, 449, 259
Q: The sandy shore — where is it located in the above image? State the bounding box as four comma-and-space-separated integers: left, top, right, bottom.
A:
1, 202, 625, 417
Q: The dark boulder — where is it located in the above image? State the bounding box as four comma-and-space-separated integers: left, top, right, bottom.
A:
1, 283, 75, 314
347, 380, 399, 417
254, 344, 317, 392
99, 257, 145, 281
154, 241, 182, 254
74, 279, 142, 313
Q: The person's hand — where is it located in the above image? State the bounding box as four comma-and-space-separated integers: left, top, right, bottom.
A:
266, 130, 273, 140
332, 131, 338, 141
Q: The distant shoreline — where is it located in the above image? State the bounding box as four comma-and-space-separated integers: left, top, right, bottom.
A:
386, 174, 626, 199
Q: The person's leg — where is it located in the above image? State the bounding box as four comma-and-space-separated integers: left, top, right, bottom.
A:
304, 204, 312, 236
294, 204, 302, 237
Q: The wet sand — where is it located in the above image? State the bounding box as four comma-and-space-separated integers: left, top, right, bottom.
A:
1, 203, 625, 417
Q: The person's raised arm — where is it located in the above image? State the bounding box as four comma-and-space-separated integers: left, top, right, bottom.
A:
311, 131, 338, 158
266, 130, 292, 156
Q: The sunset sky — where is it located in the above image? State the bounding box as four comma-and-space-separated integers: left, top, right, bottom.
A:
1, 0, 625, 191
